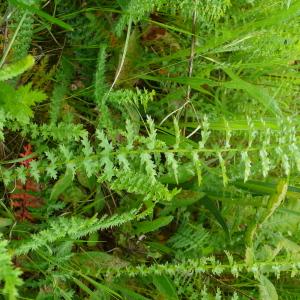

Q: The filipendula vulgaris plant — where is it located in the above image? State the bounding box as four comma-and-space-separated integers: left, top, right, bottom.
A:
0, 0, 300, 298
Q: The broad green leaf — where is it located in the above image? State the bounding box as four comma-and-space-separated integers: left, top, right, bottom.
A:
61, 185, 85, 204
0, 218, 12, 228
159, 162, 196, 184
78, 167, 95, 187
146, 241, 173, 255
261, 179, 288, 224
135, 216, 174, 235
152, 275, 178, 300
160, 190, 205, 215
259, 275, 278, 300
50, 167, 73, 201
234, 180, 300, 200
245, 179, 287, 248
200, 196, 230, 239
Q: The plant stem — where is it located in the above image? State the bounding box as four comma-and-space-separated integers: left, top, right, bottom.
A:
105, 16, 132, 99
0, 12, 27, 68
182, 6, 198, 135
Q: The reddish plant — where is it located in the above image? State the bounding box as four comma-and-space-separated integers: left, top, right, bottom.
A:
9, 144, 42, 221
19, 144, 34, 167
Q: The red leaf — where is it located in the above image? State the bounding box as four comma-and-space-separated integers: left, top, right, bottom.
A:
20, 144, 34, 167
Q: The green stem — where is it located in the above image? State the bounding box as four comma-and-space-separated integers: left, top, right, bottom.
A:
105, 16, 132, 99
0, 12, 27, 69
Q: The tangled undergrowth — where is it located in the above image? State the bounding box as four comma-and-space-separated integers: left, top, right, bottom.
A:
1, 0, 300, 299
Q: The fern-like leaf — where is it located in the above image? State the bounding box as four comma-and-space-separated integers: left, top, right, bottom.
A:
0, 235, 23, 300
15, 210, 138, 255
0, 55, 34, 81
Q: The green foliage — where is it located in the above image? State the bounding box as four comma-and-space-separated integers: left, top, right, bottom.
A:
49, 58, 73, 124
15, 209, 138, 256
50, 165, 74, 200
94, 44, 107, 106
0, 52, 45, 139
9, 0, 73, 31
8, 9, 34, 62
0, 55, 34, 81
135, 216, 173, 235
0, 82, 46, 124
0, 0, 300, 298
259, 275, 278, 300
0, 235, 23, 300
167, 222, 209, 257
